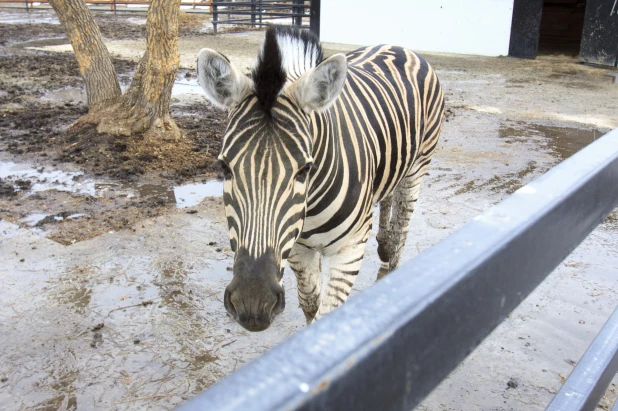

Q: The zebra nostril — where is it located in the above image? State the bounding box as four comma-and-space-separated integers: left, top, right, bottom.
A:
272, 290, 285, 317
224, 288, 237, 319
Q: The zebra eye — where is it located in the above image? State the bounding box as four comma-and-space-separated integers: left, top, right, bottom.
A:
217, 160, 232, 179
295, 163, 314, 183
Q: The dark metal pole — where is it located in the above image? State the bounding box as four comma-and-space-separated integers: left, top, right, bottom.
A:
546, 306, 618, 411
250, 0, 256, 27
25, 0, 29, 12
292, 0, 302, 27
258, 0, 262, 27
212, 3, 218, 35
309, 0, 320, 38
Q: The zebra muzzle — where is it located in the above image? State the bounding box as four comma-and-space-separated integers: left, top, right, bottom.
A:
223, 251, 286, 332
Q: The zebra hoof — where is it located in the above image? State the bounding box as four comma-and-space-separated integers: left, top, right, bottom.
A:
377, 241, 390, 263
303, 310, 317, 325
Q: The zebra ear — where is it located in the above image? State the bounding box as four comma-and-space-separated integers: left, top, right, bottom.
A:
294, 53, 347, 113
197, 48, 251, 109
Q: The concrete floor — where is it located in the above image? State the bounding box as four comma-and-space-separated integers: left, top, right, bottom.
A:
1, 12, 618, 410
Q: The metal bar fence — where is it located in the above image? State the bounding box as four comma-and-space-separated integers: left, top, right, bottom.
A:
547, 306, 618, 411
0, 0, 212, 10
309, 0, 319, 37
210, 0, 311, 35
179, 128, 618, 411
0, 0, 318, 36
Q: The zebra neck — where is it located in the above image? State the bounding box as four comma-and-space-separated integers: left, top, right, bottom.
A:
307, 110, 344, 205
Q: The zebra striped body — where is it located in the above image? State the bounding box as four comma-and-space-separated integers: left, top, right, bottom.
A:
197, 27, 444, 330
300, 45, 442, 254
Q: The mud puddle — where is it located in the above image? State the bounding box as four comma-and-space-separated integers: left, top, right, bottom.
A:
0, 160, 223, 202
499, 121, 606, 160
95, 179, 223, 208
42, 76, 205, 106
0, 159, 223, 244
0, 160, 94, 195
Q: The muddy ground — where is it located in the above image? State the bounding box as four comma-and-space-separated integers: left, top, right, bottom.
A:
0, 7, 617, 411
0, 10, 231, 244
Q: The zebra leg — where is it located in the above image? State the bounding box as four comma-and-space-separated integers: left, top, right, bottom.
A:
387, 169, 429, 271
376, 194, 393, 280
376, 194, 393, 263
288, 243, 322, 324
315, 229, 370, 320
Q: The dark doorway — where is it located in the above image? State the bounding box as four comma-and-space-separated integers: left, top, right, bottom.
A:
509, 0, 587, 58
510, 0, 618, 66
538, 0, 587, 55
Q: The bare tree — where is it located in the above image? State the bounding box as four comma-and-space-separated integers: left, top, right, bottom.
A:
49, 0, 182, 140
48, 0, 121, 109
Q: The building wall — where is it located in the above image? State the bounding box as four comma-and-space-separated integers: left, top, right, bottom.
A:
321, 0, 515, 56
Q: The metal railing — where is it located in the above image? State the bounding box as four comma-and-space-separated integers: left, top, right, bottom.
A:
0, 0, 322, 37
547, 306, 618, 410
179, 127, 618, 411
210, 0, 318, 35
0, 0, 211, 13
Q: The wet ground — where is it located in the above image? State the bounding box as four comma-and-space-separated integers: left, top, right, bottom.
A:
1, 8, 617, 411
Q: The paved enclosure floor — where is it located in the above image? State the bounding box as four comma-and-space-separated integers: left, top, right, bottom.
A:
1, 9, 618, 410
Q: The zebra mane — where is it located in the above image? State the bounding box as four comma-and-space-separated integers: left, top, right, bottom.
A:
252, 26, 323, 112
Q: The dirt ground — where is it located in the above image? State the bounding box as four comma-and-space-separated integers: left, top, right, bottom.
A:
0, 7, 617, 411
0, 10, 231, 243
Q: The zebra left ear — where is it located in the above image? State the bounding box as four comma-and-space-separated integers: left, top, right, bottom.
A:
294, 53, 347, 113
197, 48, 251, 109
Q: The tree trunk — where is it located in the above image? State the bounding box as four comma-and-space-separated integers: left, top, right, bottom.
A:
49, 0, 121, 111
97, 0, 182, 140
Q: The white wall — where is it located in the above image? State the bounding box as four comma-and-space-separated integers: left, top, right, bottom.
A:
321, 0, 515, 57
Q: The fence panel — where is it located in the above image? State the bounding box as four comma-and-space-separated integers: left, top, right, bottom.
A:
0, 0, 321, 36
179, 127, 618, 410
210, 0, 313, 34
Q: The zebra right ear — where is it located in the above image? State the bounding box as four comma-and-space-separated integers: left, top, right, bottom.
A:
294, 53, 347, 113
197, 48, 251, 109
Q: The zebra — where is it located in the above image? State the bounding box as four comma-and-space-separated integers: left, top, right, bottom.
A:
197, 26, 444, 331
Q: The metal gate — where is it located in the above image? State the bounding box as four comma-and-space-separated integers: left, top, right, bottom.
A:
211, 0, 321, 36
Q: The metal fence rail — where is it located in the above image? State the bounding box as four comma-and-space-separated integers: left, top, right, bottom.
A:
0, 0, 322, 37
0, 0, 213, 13
179, 127, 618, 411
211, 0, 316, 35
547, 306, 618, 411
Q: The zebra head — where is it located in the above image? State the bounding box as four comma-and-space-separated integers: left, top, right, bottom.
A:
197, 27, 347, 331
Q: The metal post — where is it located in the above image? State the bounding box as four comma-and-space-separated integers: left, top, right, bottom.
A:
25, 0, 29, 12
212, 3, 218, 35
250, 0, 256, 27
310, 0, 320, 38
258, 0, 262, 27
293, 0, 302, 26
